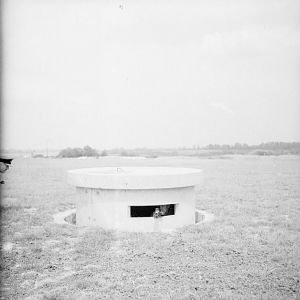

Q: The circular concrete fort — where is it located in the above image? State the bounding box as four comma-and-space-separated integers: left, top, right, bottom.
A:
68, 167, 202, 232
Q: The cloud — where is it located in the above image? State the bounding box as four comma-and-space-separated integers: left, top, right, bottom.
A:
210, 102, 235, 115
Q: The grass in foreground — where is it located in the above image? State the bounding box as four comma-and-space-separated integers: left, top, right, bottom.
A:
1, 156, 300, 299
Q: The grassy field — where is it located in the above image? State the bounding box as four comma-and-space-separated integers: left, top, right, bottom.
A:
1, 155, 300, 299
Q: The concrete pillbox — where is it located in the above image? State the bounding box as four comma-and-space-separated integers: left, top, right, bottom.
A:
68, 167, 202, 232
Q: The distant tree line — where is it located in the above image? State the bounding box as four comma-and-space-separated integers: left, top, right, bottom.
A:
204, 142, 300, 150
203, 142, 300, 155
57, 145, 103, 158
55, 142, 300, 158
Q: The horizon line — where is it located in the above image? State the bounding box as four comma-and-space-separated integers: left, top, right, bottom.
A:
1, 141, 300, 152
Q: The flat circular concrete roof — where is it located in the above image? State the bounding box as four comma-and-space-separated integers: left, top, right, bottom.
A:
68, 167, 202, 189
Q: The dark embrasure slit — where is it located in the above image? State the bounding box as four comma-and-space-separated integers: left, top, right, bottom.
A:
130, 204, 175, 217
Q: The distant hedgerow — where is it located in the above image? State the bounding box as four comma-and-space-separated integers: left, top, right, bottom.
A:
57, 145, 99, 158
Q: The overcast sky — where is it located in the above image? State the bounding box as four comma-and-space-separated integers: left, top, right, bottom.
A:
2, 0, 300, 149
